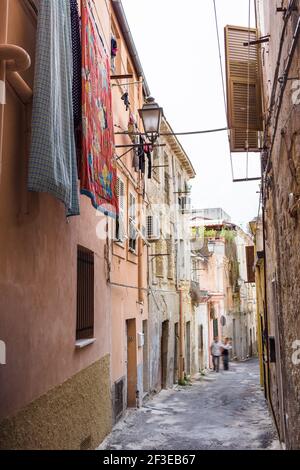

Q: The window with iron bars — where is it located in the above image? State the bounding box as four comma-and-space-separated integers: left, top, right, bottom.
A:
76, 247, 94, 340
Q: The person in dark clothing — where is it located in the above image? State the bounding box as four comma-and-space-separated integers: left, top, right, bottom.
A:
222, 337, 232, 371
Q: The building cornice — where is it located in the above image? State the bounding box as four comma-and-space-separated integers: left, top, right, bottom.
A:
161, 118, 196, 179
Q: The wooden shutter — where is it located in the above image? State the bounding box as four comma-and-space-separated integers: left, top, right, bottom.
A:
225, 26, 263, 152
246, 246, 255, 283
76, 247, 94, 340
230, 129, 260, 153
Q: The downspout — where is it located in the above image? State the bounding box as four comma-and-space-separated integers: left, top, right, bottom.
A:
0, 0, 9, 178
138, 190, 144, 304
179, 288, 184, 383
137, 77, 144, 305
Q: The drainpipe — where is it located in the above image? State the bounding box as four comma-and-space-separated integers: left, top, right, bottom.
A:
0, 0, 9, 177
138, 190, 144, 304
179, 288, 185, 382
137, 76, 144, 305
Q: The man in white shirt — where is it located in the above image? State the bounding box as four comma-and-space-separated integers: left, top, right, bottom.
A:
210, 336, 222, 372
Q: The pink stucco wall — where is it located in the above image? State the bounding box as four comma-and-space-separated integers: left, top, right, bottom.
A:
0, 0, 113, 420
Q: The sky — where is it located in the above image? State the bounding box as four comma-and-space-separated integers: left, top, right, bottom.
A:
121, 0, 261, 229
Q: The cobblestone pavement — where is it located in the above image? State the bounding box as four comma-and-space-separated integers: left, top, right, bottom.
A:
100, 359, 280, 450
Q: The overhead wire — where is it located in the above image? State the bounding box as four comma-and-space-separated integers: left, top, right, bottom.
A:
213, 0, 235, 181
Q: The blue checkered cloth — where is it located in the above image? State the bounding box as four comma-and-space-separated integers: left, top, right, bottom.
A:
28, 0, 80, 216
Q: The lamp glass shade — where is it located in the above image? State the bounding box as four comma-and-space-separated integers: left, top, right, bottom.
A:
139, 101, 163, 139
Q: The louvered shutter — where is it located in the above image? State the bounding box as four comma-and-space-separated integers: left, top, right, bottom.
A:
246, 246, 255, 283
225, 26, 263, 152
116, 177, 125, 242
230, 129, 260, 153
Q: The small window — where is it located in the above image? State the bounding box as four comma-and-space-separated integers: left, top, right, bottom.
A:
76, 247, 94, 340
129, 193, 137, 253
155, 240, 164, 278
167, 238, 173, 280
153, 148, 160, 183
164, 153, 170, 205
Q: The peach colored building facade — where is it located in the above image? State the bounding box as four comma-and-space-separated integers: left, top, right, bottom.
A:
109, 1, 149, 419
191, 210, 257, 370
0, 0, 151, 449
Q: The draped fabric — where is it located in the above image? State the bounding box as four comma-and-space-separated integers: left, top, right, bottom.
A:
70, 0, 82, 131
70, 0, 83, 168
28, 0, 80, 217
80, 0, 118, 217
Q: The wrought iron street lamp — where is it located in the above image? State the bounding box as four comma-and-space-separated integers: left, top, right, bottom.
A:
138, 97, 163, 145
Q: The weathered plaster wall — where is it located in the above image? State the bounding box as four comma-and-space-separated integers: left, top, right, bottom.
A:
258, 0, 300, 448
0, 357, 112, 450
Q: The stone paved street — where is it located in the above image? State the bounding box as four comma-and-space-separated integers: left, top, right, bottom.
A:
100, 359, 280, 451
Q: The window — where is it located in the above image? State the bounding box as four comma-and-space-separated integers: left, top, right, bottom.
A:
166, 238, 173, 280
147, 215, 160, 241
129, 193, 137, 253
115, 177, 125, 243
111, 21, 121, 75
155, 240, 164, 278
213, 319, 219, 338
164, 153, 170, 205
177, 173, 182, 206
76, 247, 94, 340
153, 148, 160, 183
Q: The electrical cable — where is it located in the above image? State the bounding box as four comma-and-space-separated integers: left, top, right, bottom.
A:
115, 126, 228, 137
213, 0, 235, 181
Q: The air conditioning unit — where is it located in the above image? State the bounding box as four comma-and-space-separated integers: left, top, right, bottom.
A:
146, 215, 160, 241
137, 332, 144, 348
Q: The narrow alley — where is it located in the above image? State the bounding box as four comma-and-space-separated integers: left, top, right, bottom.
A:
2, 0, 300, 458
100, 360, 279, 451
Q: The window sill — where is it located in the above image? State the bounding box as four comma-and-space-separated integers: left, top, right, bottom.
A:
75, 338, 96, 350
114, 239, 125, 248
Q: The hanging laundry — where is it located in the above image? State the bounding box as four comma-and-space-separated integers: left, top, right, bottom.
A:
28, 0, 80, 216
121, 92, 130, 111
128, 113, 137, 143
132, 136, 140, 173
138, 137, 146, 175
144, 144, 153, 179
70, 0, 82, 130
80, 0, 118, 217
70, 0, 82, 167
111, 36, 118, 58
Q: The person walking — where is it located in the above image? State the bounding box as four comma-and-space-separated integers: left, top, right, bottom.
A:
222, 337, 232, 371
210, 336, 222, 372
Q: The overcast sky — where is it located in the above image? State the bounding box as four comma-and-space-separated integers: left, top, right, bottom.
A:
122, 0, 261, 229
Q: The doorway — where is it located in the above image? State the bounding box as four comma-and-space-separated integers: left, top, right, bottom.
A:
174, 322, 179, 383
250, 328, 253, 357
185, 321, 191, 375
142, 320, 149, 394
199, 324, 204, 371
126, 319, 137, 407
161, 320, 169, 389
